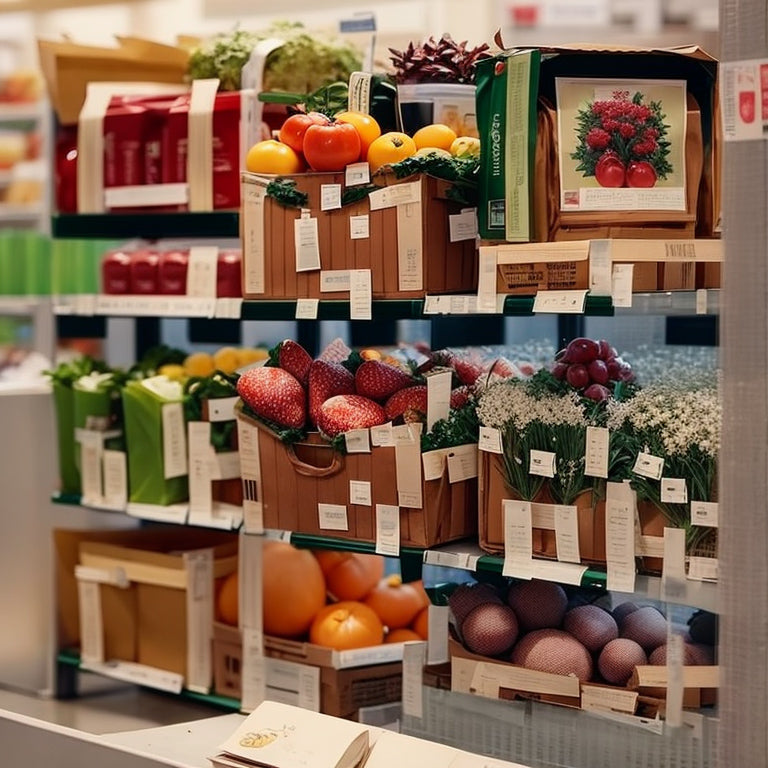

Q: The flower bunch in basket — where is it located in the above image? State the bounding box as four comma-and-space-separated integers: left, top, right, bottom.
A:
606, 374, 720, 553
571, 89, 672, 189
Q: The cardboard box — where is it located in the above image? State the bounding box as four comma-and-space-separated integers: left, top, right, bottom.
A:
241, 171, 478, 300
237, 408, 478, 548
478, 451, 606, 564
56, 526, 238, 690
476, 45, 719, 243
450, 637, 716, 714
212, 622, 403, 719
38, 37, 189, 126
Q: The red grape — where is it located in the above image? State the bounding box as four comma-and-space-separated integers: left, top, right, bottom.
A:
566, 363, 590, 389
587, 359, 609, 385
566, 338, 600, 364
552, 362, 569, 380
584, 384, 611, 402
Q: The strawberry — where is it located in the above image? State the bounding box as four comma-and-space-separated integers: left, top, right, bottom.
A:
355, 360, 414, 402
308, 359, 355, 426
487, 356, 521, 380
236, 367, 306, 429
269, 339, 312, 387
384, 385, 428, 423
317, 394, 387, 438
432, 349, 483, 387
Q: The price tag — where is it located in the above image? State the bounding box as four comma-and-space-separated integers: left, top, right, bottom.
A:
294, 216, 321, 272
375, 504, 400, 556
449, 208, 478, 242
344, 428, 371, 453
612, 264, 634, 308
690, 501, 719, 528
446, 445, 479, 483
426, 369, 452, 430
605, 482, 636, 593
102, 449, 127, 510
162, 402, 188, 479
687, 556, 718, 581
186, 246, 218, 298
370, 422, 394, 447
349, 480, 372, 506
345, 162, 370, 186
588, 239, 613, 296
349, 268, 372, 320
205, 397, 238, 422
585, 426, 609, 478
318, 503, 349, 531
666, 632, 685, 728
529, 449, 556, 478
401, 641, 427, 718
320, 270, 351, 292
554, 504, 580, 564
502, 499, 534, 579
349, 215, 370, 240
427, 605, 450, 665
79, 430, 104, 507
532, 290, 588, 314
696, 289, 708, 315
633, 451, 665, 480
295, 298, 319, 319
421, 450, 447, 482
478, 426, 503, 454
662, 527, 687, 601
477, 249, 499, 313
320, 183, 342, 211
661, 477, 688, 504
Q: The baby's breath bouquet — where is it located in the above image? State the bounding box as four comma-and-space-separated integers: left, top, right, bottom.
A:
606, 376, 720, 551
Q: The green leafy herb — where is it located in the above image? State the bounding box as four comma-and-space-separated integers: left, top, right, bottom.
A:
183, 373, 240, 452
44, 356, 110, 388
341, 184, 378, 207
421, 401, 480, 453
131, 345, 187, 378
386, 153, 480, 206
266, 178, 308, 208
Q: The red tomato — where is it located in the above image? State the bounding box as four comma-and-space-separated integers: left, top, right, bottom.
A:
302, 122, 362, 172
594, 156, 626, 188
626, 160, 657, 188
278, 112, 330, 154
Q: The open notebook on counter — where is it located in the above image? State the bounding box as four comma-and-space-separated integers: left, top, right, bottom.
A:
209, 700, 529, 768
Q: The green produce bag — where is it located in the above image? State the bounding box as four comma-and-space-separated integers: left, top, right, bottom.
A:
475, 48, 540, 242
122, 377, 189, 506
52, 381, 80, 495
73, 372, 127, 470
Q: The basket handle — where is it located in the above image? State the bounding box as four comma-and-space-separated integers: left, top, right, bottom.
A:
285, 443, 344, 478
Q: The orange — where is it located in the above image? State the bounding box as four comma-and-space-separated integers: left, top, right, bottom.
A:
412, 123, 457, 152
245, 140, 304, 175
366, 132, 417, 173
216, 571, 238, 626
334, 111, 381, 161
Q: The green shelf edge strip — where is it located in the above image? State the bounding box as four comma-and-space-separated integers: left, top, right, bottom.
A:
52, 212, 240, 240
52, 494, 608, 588
56, 650, 241, 711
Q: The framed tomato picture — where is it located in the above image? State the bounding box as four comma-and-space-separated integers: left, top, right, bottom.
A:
555, 78, 688, 212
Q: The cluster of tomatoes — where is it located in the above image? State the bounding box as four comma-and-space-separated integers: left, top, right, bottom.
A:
245, 109, 479, 176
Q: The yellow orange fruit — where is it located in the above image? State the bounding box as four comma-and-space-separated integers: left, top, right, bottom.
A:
385, 627, 422, 643
449, 136, 481, 159
183, 352, 215, 378
366, 132, 417, 173
335, 111, 381, 160
216, 571, 239, 625
245, 139, 304, 175
237, 347, 269, 368
213, 346, 240, 374
157, 363, 185, 381
412, 123, 457, 152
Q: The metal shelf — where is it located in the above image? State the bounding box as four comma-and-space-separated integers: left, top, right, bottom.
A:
52, 211, 240, 240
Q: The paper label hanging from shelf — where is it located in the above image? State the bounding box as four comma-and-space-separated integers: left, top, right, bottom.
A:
102, 450, 127, 510
162, 402, 188, 479
264, 657, 321, 713
426, 369, 452, 430
183, 549, 214, 693
529, 449, 556, 478
402, 641, 427, 718
395, 423, 423, 508
348, 71, 374, 111
80, 660, 184, 694
446, 445, 479, 483
240, 533, 264, 630
345, 162, 371, 186
370, 422, 394, 447
397, 202, 423, 291
661, 527, 687, 602
318, 503, 349, 531
294, 216, 321, 272
502, 499, 534, 579
427, 605, 450, 665
320, 269, 351, 293
687, 556, 718, 581
349, 479, 372, 506
78, 430, 104, 507
585, 426, 609, 478
478, 426, 503, 454
188, 78, 219, 212
449, 208, 478, 242
612, 263, 634, 308
477, 248, 499, 313
77, 579, 104, 664
588, 239, 613, 296
696, 288, 708, 315
554, 504, 581, 564
187, 421, 213, 517
237, 417, 263, 534
605, 481, 636, 593
368, 180, 421, 210
690, 500, 719, 527
186, 246, 218, 297
344, 428, 371, 453
243, 183, 266, 294
295, 298, 319, 319
349, 269, 372, 320
320, 184, 342, 211
532, 290, 588, 314
206, 396, 239, 422
126, 502, 189, 524
633, 451, 664, 480
349, 214, 370, 239
240, 626, 266, 713
660, 477, 688, 504
375, 503, 400, 556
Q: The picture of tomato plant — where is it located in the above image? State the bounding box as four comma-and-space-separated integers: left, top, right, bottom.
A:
570, 89, 672, 188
